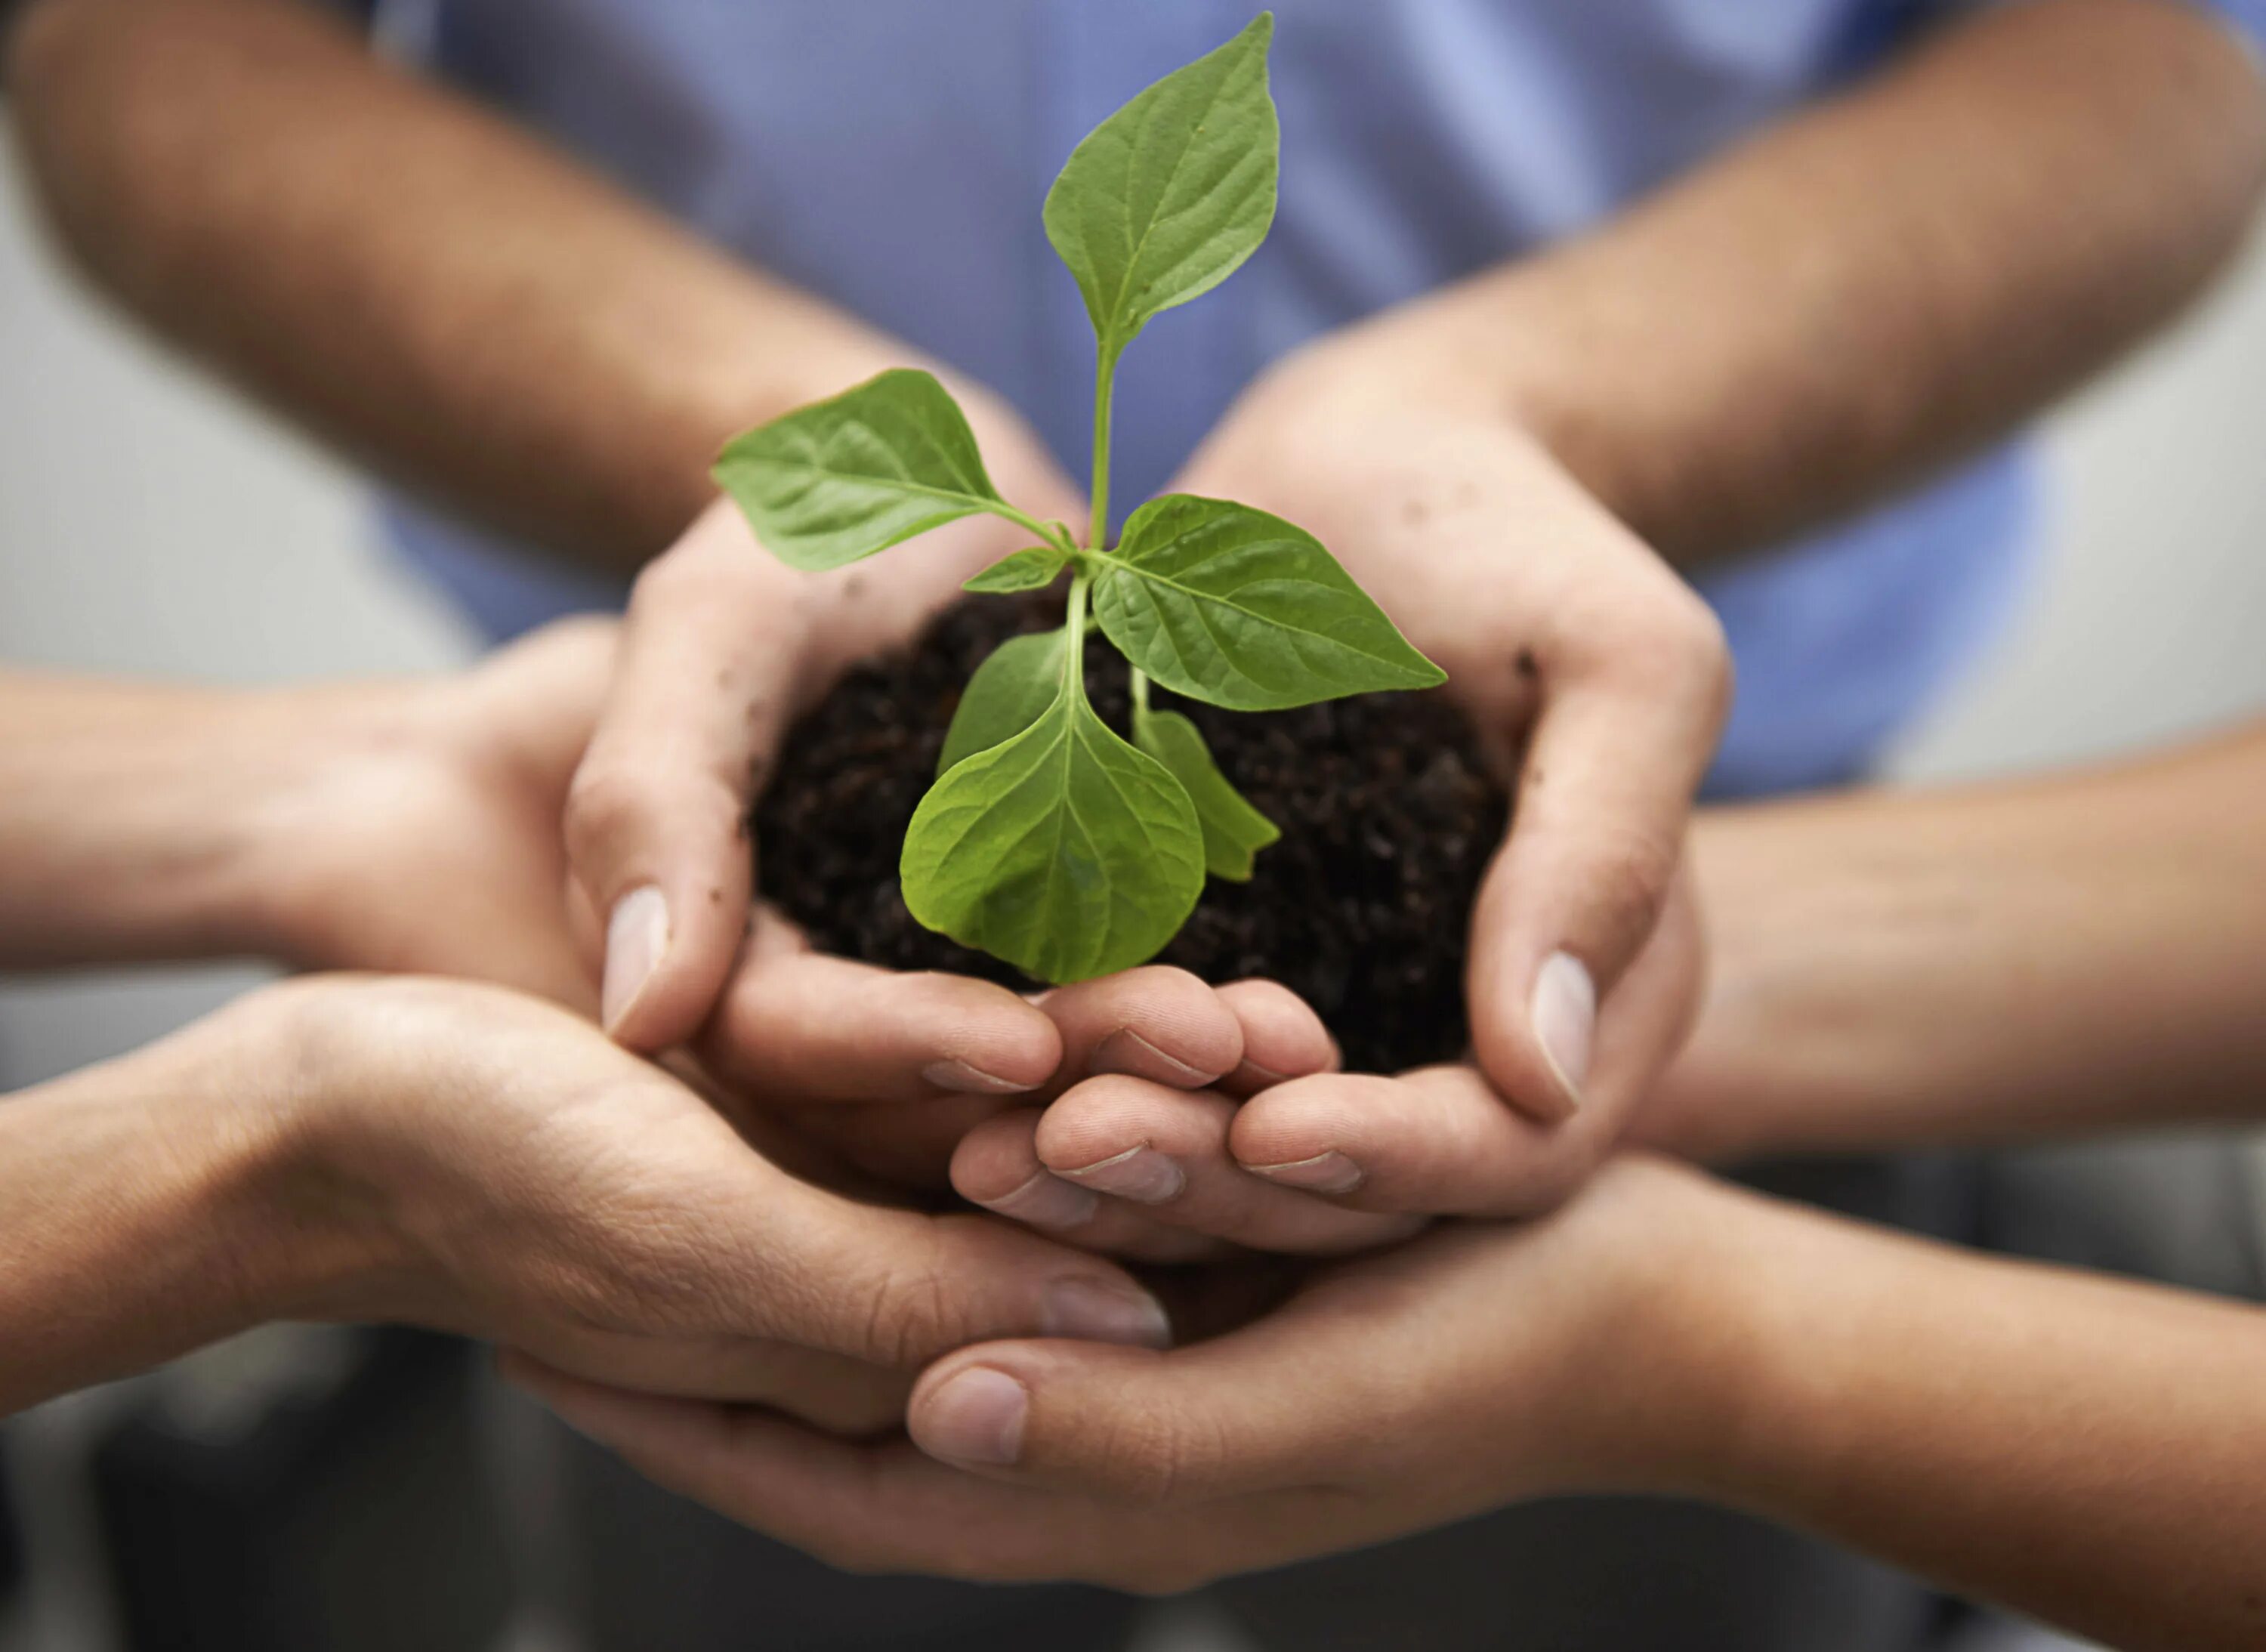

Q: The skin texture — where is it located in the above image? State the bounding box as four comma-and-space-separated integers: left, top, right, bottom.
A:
1640, 720, 2266, 1160
11, 0, 2260, 1135
0, 635, 1351, 1422
511, 1155, 2266, 1652
0, 976, 1178, 1425
502, 723, 2266, 1650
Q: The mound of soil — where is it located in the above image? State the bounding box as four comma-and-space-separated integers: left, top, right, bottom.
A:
754, 594, 1510, 1073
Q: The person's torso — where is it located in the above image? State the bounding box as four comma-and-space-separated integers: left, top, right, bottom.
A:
378, 0, 2033, 794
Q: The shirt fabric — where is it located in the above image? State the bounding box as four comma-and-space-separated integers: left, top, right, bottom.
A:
369, 0, 2264, 798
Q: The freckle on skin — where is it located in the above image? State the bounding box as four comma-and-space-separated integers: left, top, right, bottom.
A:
843, 573, 866, 598
709, 886, 724, 906
1514, 648, 1539, 682
1402, 499, 1430, 526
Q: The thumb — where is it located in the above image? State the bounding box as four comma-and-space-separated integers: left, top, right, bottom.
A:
906, 1326, 1346, 1502
564, 506, 801, 1050
1466, 605, 1727, 1122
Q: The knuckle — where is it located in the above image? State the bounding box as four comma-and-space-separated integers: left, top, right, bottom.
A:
1576, 828, 1683, 962
853, 1257, 965, 1367
1626, 585, 1730, 698
1090, 1403, 1226, 1506
563, 760, 661, 863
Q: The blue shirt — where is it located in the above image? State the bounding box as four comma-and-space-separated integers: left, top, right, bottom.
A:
374, 0, 2262, 797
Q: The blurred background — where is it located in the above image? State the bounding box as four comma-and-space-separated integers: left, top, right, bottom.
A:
5, 85, 2266, 1652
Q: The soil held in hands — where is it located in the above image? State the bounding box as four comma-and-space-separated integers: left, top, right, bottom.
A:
754, 595, 1510, 1074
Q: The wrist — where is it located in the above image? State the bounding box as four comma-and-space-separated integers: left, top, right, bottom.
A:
0, 989, 396, 1407
229, 680, 452, 970
1523, 1160, 1802, 1501
190, 980, 438, 1322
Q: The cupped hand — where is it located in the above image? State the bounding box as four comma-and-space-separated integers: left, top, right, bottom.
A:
242, 974, 1175, 1435
1150, 322, 1727, 1203
502, 1156, 1750, 1592
695, 938, 1342, 1201
566, 380, 1088, 1052
255, 619, 615, 1007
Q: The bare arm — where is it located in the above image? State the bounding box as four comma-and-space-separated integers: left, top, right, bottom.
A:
503, 1155, 2266, 1652
1644, 718, 2266, 1158
2, 0, 922, 574
1354, 0, 2266, 564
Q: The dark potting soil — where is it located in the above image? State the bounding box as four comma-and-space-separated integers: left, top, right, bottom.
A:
753, 593, 1510, 1074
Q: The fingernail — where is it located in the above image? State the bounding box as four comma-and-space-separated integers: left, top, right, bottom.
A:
978, 1172, 1099, 1231
920, 1366, 1029, 1466
1042, 1277, 1172, 1348
1244, 1150, 1364, 1194
601, 885, 670, 1033
1092, 1027, 1214, 1086
1059, 1145, 1185, 1204
922, 1058, 1037, 1095
1532, 950, 1596, 1114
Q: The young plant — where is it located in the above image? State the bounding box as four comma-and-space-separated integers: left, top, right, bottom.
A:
713, 14, 1445, 984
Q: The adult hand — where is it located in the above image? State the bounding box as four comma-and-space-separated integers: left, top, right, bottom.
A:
243, 616, 1341, 1204
502, 1156, 1751, 1591
227, 975, 1177, 1433
252, 619, 615, 1007
565, 381, 1088, 1051
946, 884, 1687, 1249
1154, 322, 1726, 1193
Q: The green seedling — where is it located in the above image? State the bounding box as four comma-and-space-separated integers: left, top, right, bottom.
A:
714, 14, 1445, 983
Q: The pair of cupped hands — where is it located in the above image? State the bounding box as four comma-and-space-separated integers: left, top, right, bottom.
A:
253, 323, 1730, 1590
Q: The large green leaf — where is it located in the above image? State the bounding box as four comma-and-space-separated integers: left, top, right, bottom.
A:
713, 369, 1010, 571
1042, 14, 1278, 351
1134, 707, 1279, 882
1093, 494, 1448, 710
902, 686, 1205, 984
937, 629, 1067, 777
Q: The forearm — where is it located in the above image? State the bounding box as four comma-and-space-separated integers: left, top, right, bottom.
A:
0, 674, 291, 967
1686, 1185, 2266, 1651
0, 1004, 358, 1415
0, 672, 420, 971
5, 0, 900, 573
1378, 0, 2266, 564
1644, 721, 2266, 1159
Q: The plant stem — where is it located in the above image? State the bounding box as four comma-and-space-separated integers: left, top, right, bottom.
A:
1064, 572, 1091, 706
1131, 666, 1151, 718
1088, 339, 1121, 554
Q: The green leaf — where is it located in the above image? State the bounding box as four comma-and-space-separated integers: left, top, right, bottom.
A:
1135, 707, 1279, 882
712, 369, 1011, 571
1093, 494, 1449, 710
937, 629, 1067, 777
963, 545, 1070, 594
902, 686, 1205, 984
1043, 14, 1278, 351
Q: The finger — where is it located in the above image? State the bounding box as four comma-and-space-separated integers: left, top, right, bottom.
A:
951, 1110, 1237, 1263
501, 1356, 1184, 1586
564, 502, 800, 1051
508, 1334, 911, 1435
1030, 1076, 1420, 1253
746, 1179, 1175, 1364
1228, 1064, 1607, 1218
465, 616, 619, 776
1467, 588, 1728, 1122
907, 1323, 1370, 1504
1034, 967, 1243, 1095
1212, 979, 1339, 1098
701, 936, 1063, 1108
